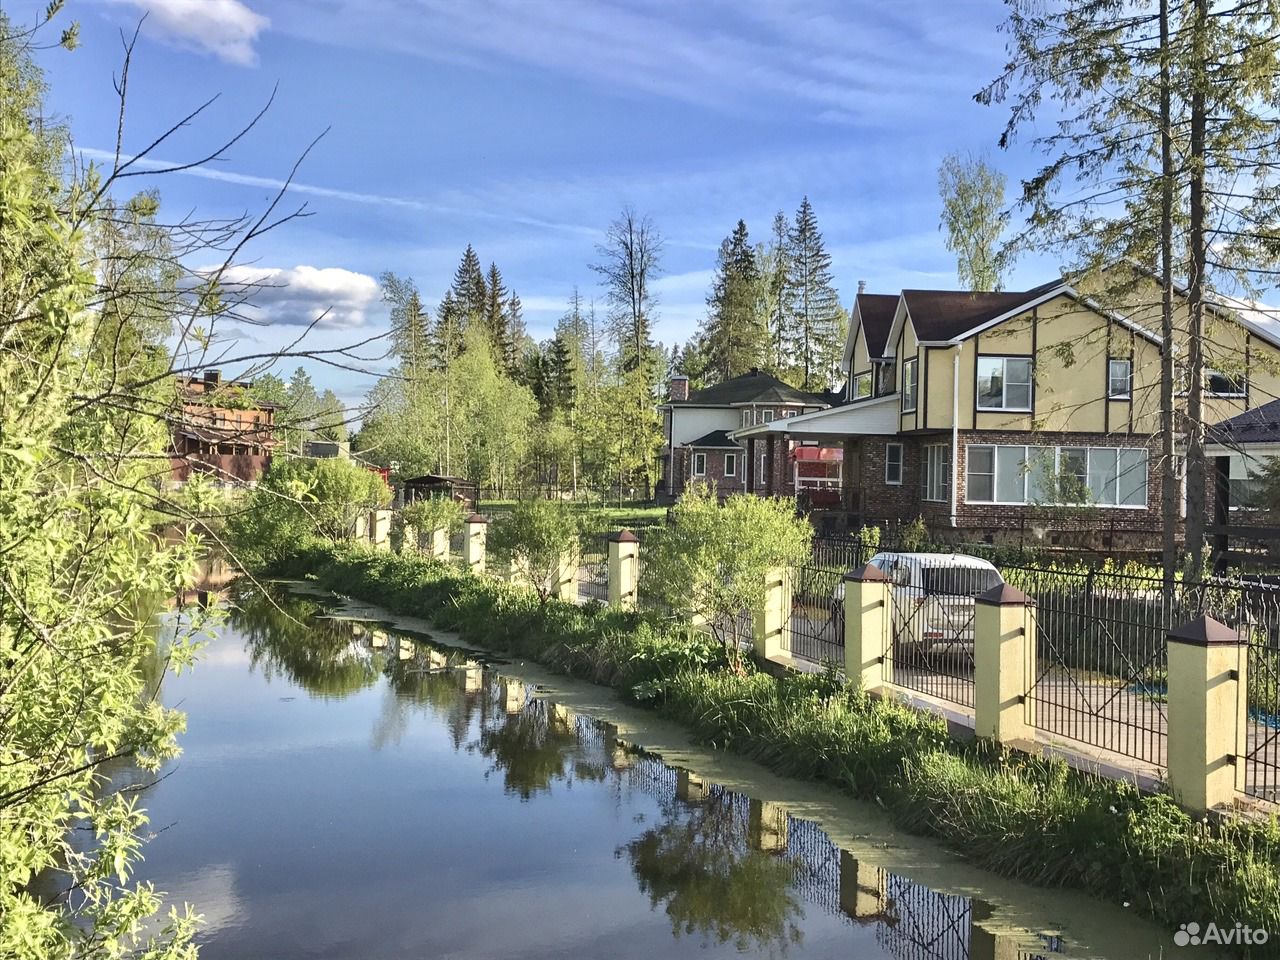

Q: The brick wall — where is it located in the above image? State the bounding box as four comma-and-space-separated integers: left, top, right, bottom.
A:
671, 446, 749, 498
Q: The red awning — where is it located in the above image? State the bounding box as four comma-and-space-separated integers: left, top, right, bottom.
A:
790, 445, 842, 462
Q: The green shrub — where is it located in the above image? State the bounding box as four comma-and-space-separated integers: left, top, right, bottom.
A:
489, 499, 583, 606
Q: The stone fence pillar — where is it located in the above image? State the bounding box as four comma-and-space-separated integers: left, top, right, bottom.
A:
426, 526, 449, 559
462, 514, 487, 574
753, 566, 791, 663
843, 564, 890, 694
974, 584, 1036, 744
552, 551, 577, 603
607, 530, 640, 610
370, 509, 392, 550
1167, 615, 1247, 813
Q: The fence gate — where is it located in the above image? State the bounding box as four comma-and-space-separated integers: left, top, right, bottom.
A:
790, 563, 845, 665
886, 567, 978, 709
576, 532, 610, 604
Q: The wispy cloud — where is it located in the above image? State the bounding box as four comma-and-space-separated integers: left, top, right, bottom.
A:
108, 0, 270, 65
74, 147, 601, 238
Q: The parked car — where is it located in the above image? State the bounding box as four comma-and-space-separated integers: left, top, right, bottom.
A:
834, 553, 1004, 656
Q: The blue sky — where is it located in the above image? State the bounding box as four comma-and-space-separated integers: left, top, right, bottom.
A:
18, 0, 1061, 405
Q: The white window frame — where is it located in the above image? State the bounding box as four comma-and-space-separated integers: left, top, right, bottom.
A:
1108, 358, 1132, 399
852, 372, 872, 400
740, 409, 752, 428
724, 452, 737, 477
921, 443, 949, 502
885, 442, 904, 485
976, 356, 1033, 412
692, 452, 707, 477
902, 358, 919, 413
1207, 368, 1247, 398
964, 443, 1148, 508
781, 409, 796, 418
762, 409, 775, 423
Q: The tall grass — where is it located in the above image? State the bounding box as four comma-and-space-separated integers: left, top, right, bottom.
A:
265, 540, 1280, 956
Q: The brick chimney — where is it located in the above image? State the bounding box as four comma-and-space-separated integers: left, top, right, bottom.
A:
857, 280, 866, 296
670, 375, 689, 402
203, 369, 222, 387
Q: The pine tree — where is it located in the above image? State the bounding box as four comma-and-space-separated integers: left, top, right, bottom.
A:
450, 244, 486, 322
380, 272, 431, 379
483, 262, 509, 361
785, 197, 841, 392
505, 290, 526, 376
699, 219, 766, 383
759, 210, 793, 381
433, 290, 466, 371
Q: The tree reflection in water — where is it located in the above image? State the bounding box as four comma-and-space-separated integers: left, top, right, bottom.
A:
230, 583, 386, 698
474, 699, 607, 799
622, 789, 804, 955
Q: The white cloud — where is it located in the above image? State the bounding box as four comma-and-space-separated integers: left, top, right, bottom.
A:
209, 264, 383, 329
112, 0, 269, 66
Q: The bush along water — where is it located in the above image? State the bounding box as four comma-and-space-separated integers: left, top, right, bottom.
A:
266, 540, 1280, 956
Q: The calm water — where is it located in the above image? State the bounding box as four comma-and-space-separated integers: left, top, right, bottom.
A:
129, 583, 1176, 959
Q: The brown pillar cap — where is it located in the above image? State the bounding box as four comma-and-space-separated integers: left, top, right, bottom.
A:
843, 564, 887, 582
976, 584, 1034, 606
608, 529, 639, 543
465, 514, 488, 524
1167, 614, 1241, 646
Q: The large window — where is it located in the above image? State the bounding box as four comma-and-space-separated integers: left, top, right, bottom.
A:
921, 444, 950, 501
1208, 369, 1247, 398
692, 452, 707, 477
976, 356, 1033, 411
902, 358, 919, 413
724, 452, 737, 477
852, 372, 872, 399
1108, 358, 1132, 399
885, 443, 904, 485
966, 443, 1147, 507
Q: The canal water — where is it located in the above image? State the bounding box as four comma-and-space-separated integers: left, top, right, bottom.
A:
134, 582, 1194, 959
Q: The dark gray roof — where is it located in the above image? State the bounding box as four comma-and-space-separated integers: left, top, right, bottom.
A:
1209, 399, 1280, 446
685, 430, 741, 449
856, 293, 899, 358
676, 368, 826, 406
901, 290, 1039, 341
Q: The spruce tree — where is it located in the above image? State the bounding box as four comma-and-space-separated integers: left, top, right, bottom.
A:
483, 261, 509, 360
700, 219, 765, 382
784, 197, 841, 392
450, 244, 487, 322
759, 211, 792, 380
379, 271, 430, 379
433, 289, 466, 371
505, 290, 526, 376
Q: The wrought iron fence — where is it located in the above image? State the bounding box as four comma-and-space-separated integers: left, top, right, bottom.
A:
1003, 566, 1174, 767
789, 563, 845, 664
576, 531, 610, 604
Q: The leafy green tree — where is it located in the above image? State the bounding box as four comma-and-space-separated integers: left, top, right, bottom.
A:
489, 499, 583, 606
228, 457, 390, 566
700, 220, 766, 382
381, 271, 431, 379
1, 14, 202, 956
937, 151, 1008, 291
641, 485, 811, 669
784, 197, 841, 391
314, 388, 348, 443
400, 496, 466, 545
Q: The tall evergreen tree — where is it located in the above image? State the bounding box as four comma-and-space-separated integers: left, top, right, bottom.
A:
380, 271, 431, 379
758, 210, 792, 381
483, 261, 509, 360
433, 289, 466, 371
699, 220, 765, 383
784, 197, 841, 392
450, 244, 487, 322
505, 289, 526, 376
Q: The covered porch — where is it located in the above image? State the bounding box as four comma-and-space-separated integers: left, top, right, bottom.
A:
731, 395, 900, 515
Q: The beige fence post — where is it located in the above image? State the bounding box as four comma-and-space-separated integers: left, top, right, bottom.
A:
1167, 615, 1247, 813
427, 527, 449, 559
462, 514, 487, 574
370, 509, 392, 550
974, 584, 1036, 744
353, 513, 368, 541
553, 551, 578, 602
753, 566, 792, 663
838, 852, 883, 922
843, 565, 890, 693
607, 530, 640, 610
400, 523, 418, 553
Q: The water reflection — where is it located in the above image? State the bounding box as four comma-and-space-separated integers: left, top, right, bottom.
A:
217, 584, 1072, 960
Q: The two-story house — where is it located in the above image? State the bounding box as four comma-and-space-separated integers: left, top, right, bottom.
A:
170, 369, 278, 488
658, 368, 833, 501
733, 274, 1280, 549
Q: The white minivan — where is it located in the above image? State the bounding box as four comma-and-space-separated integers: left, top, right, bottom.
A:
836, 552, 1004, 656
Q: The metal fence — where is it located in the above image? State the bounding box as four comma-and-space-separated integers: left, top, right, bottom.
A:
789, 563, 845, 664
882, 566, 983, 709
576, 531, 610, 604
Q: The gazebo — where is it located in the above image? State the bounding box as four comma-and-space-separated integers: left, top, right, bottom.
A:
401, 474, 478, 511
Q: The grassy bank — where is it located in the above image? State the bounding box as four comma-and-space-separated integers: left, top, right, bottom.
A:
268, 541, 1280, 955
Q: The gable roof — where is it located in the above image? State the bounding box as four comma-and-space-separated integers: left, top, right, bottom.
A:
900, 290, 1037, 342
857, 293, 899, 358
685, 429, 741, 449
1208, 398, 1280, 447
673, 368, 826, 406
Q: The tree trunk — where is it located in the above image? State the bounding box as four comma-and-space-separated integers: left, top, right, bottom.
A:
1185, 0, 1209, 577
1159, 0, 1179, 589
